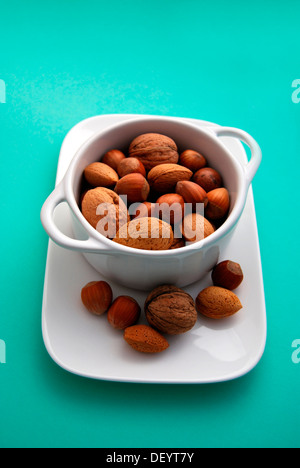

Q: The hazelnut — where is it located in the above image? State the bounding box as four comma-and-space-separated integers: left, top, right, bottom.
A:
179, 150, 207, 172
156, 193, 185, 225
205, 188, 230, 220
84, 162, 119, 188
212, 260, 244, 290
102, 150, 126, 171
196, 286, 242, 319
117, 157, 146, 178
129, 133, 179, 170
107, 296, 141, 330
176, 180, 208, 210
193, 167, 222, 192
115, 173, 150, 204
81, 281, 113, 316
145, 285, 197, 335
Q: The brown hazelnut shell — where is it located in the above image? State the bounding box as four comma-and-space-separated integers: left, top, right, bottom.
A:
193, 167, 222, 192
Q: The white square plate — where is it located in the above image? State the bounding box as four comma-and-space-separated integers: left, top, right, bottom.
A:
41, 114, 267, 384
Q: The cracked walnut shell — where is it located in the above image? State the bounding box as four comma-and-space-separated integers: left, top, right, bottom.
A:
145, 285, 197, 335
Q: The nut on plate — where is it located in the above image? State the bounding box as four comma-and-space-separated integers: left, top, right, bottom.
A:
107, 296, 141, 329
145, 285, 197, 335
128, 133, 179, 171
124, 324, 169, 353
113, 216, 173, 250
81, 281, 113, 316
212, 260, 244, 290
196, 286, 242, 319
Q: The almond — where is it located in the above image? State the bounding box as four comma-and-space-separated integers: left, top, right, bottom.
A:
129, 133, 179, 170
113, 217, 173, 251
124, 325, 169, 353
147, 164, 193, 193
84, 162, 119, 187
196, 286, 243, 319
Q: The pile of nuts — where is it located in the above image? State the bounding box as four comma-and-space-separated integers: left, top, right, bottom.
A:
80, 133, 230, 250
81, 260, 244, 354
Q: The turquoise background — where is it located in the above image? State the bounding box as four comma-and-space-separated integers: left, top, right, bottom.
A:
0, 0, 299, 448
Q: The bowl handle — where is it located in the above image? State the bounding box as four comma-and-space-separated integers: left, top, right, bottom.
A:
212, 127, 262, 185
40, 182, 112, 253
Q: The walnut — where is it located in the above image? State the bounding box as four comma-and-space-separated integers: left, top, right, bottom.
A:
128, 133, 179, 171
145, 285, 197, 335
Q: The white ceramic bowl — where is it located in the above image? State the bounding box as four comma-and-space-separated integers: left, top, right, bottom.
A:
41, 116, 261, 290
